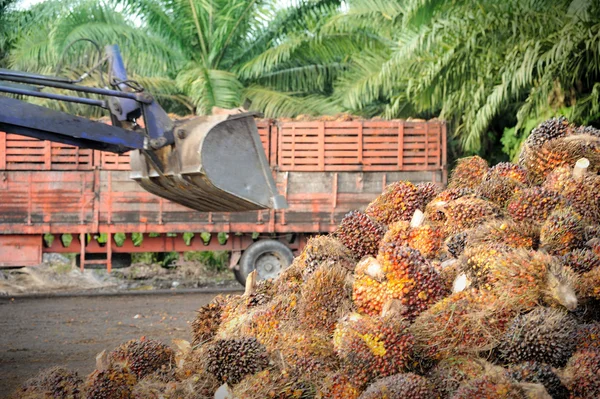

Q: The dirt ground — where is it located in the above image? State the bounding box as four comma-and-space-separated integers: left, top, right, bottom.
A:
0, 291, 240, 398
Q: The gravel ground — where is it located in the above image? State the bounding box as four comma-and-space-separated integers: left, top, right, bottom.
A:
0, 291, 240, 398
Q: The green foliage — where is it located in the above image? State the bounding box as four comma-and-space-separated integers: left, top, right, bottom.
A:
183, 232, 194, 246
217, 232, 228, 245
61, 234, 73, 248
200, 232, 212, 245
114, 232, 126, 247
43, 233, 54, 247
131, 232, 144, 247
184, 251, 229, 272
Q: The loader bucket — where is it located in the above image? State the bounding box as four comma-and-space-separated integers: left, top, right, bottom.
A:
129, 113, 287, 212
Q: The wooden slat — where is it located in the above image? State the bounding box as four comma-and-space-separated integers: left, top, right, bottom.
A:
0, 132, 5, 169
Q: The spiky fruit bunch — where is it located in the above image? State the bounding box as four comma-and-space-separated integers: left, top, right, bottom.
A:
484, 162, 529, 184
247, 279, 275, 308
475, 176, 524, 207
576, 266, 600, 301
318, 372, 361, 399
109, 338, 174, 380
354, 244, 447, 320
446, 231, 469, 258
298, 264, 353, 332
16, 366, 83, 399
411, 290, 515, 360
460, 244, 511, 289
425, 187, 473, 223
506, 187, 564, 223
85, 366, 136, 399
563, 350, 600, 399
451, 375, 526, 399
543, 166, 600, 224
273, 256, 305, 297
272, 331, 338, 381
426, 357, 487, 398
333, 314, 414, 388
575, 323, 600, 352
380, 221, 444, 259
206, 337, 269, 385
540, 208, 586, 255
467, 220, 539, 251
336, 211, 385, 259
507, 362, 568, 399
233, 369, 315, 399
192, 296, 224, 345
520, 134, 600, 183
523, 117, 571, 150
441, 196, 501, 235
302, 235, 355, 279
497, 307, 577, 368
416, 182, 441, 205
358, 373, 438, 399
448, 156, 489, 189
575, 124, 600, 137
575, 246, 600, 272
365, 181, 423, 225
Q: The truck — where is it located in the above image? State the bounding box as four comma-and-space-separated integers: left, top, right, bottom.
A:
0, 45, 447, 284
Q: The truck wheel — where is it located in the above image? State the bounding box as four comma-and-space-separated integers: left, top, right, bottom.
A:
235, 240, 294, 285
75, 253, 132, 270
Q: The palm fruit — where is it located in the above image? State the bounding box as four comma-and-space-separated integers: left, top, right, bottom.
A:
298, 264, 353, 332
576, 266, 600, 301
318, 371, 361, 399
475, 176, 524, 207
85, 366, 136, 399
15, 366, 83, 399
206, 337, 269, 385
507, 362, 568, 399
450, 374, 527, 399
109, 338, 174, 380
233, 368, 315, 399
448, 156, 489, 189
365, 181, 422, 225
520, 134, 600, 183
411, 289, 516, 360
274, 255, 306, 297
562, 350, 600, 399
358, 373, 438, 399
441, 196, 501, 235
425, 187, 473, 223
575, 124, 600, 137
302, 235, 356, 279
333, 313, 414, 389
506, 187, 565, 224
559, 249, 600, 274
356, 244, 447, 320
192, 296, 225, 345
497, 307, 577, 368
380, 221, 444, 259
173, 344, 221, 393
575, 322, 600, 352
445, 231, 469, 258
484, 162, 529, 184
247, 279, 275, 308
460, 244, 511, 290
523, 117, 571, 150
467, 220, 539, 251
336, 211, 385, 259
416, 181, 441, 205
539, 208, 586, 255
426, 356, 488, 398
543, 165, 600, 224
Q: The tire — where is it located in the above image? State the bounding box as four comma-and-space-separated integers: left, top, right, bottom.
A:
235, 240, 294, 285
75, 253, 132, 270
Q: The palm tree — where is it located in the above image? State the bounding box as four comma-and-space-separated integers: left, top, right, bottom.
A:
7, 0, 350, 117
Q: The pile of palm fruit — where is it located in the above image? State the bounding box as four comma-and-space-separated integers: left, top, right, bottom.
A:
12, 117, 600, 398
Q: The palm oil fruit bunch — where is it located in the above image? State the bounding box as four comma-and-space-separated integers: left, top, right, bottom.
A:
425, 187, 473, 223
109, 338, 175, 380
365, 181, 422, 225
246, 279, 275, 308
336, 210, 385, 259
333, 313, 414, 389
448, 156, 489, 189
460, 244, 511, 290
450, 374, 527, 399
206, 337, 268, 385
539, 207, 586, 255
85, 366, 137, 399
508, 361, 569, 399
298, 264, 353, 332
506, 186, 564, 223
466, 220, 539, 251
318, 371, 361, 399
301, 235, 356, 279
192, 296, 225, 345
374, 244, 447, 320
426, 356, 488, 398
544, 165, 600, 224
358, 373, 439, 399
411, 289, 515, 360
380, 221, 444, 259
440, 196, 501, 235
475, 176, 524, 207
12, 366, 83, 399
562, 349, 600, 399
484, 162, 529, 184
497, 307, 577, 368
